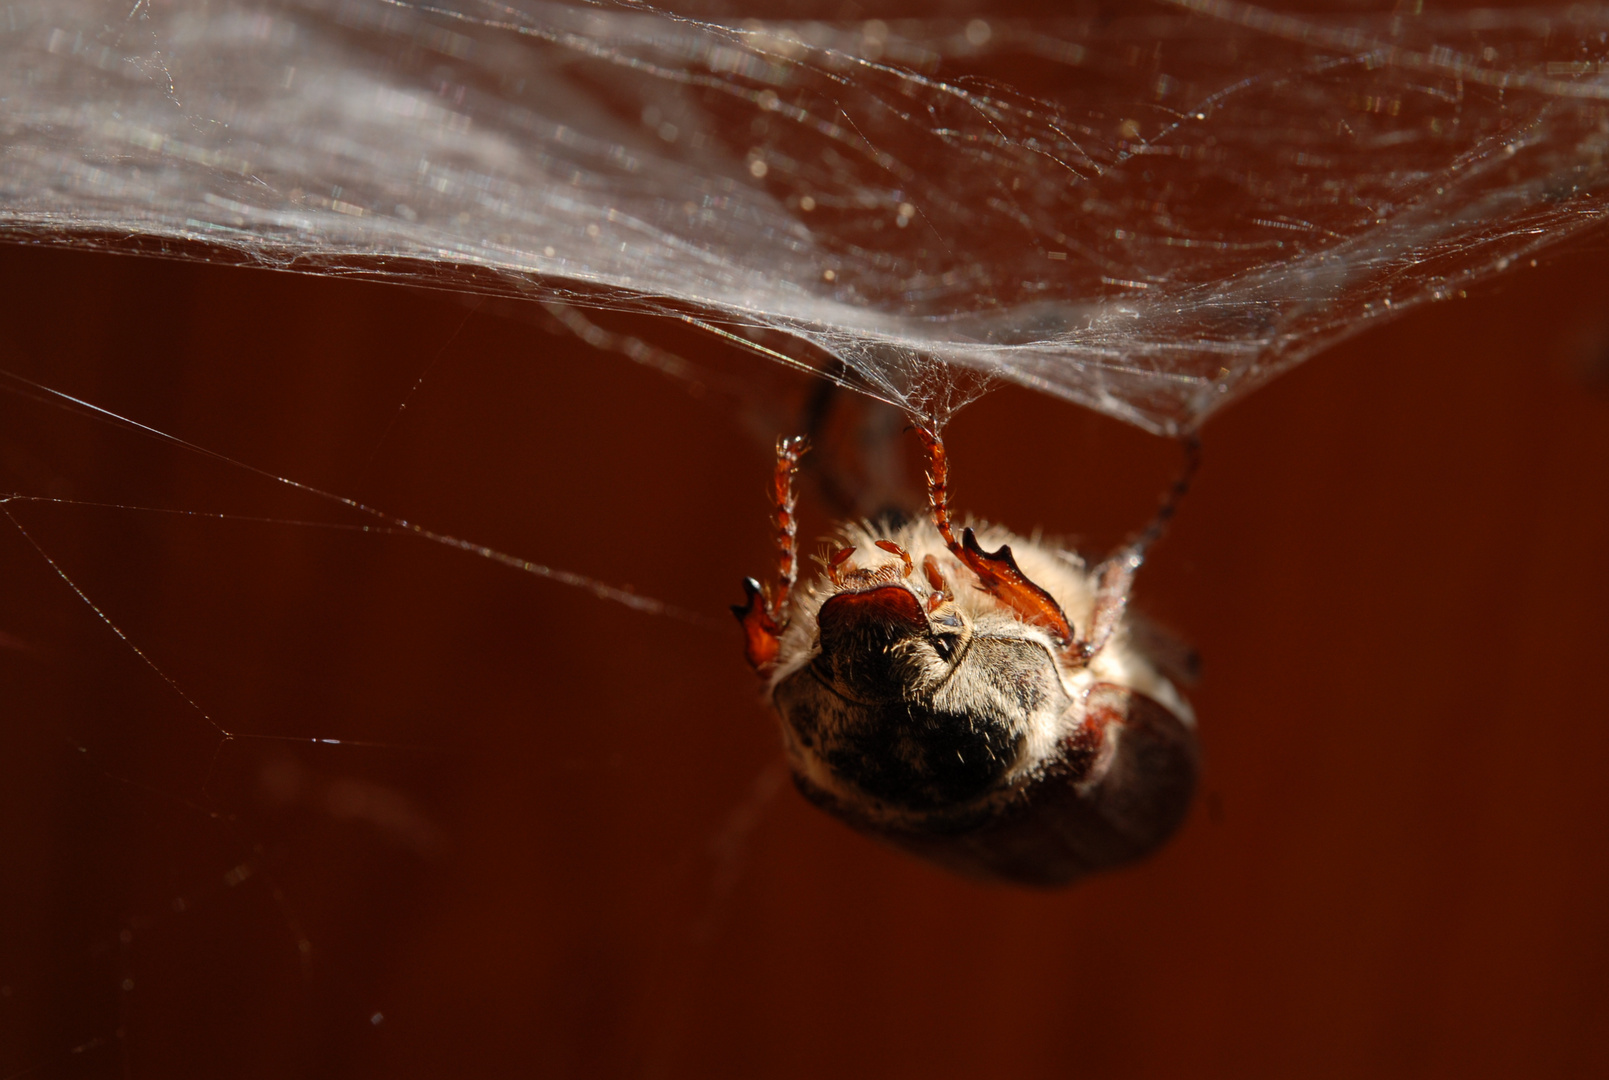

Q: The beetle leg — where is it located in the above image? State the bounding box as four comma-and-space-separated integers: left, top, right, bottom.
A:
1077, 552, 1140, 665
733, 577, 783, 671
1076, 435, 1201, 664
914, 424, 1074, 647
733, 435, 809, 673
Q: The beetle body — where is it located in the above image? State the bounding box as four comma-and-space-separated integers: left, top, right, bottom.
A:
735, 432, 1199, 887
766, 519, 1196, 886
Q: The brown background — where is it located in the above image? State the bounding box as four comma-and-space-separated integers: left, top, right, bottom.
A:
2, 223, 1607, 1078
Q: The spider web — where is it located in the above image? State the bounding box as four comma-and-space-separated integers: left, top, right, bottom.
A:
2, 0, 1606, 431
2, 1, 1609, 1076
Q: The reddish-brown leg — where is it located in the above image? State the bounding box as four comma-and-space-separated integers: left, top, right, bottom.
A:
1079, 435, 1201, 664
733, 436, 809, 673
914, 424, 1074, 647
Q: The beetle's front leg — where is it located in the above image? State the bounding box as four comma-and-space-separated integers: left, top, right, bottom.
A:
914, 424, 1075, 647
733, 435, 809, 673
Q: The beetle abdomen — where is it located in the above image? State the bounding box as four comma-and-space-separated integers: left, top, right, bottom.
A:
795, 683, 1198, 888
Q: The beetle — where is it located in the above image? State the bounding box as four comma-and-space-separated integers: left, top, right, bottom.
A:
733, 425, 1199, 886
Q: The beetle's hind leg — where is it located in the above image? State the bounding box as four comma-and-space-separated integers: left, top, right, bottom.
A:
1080, 435, 1202, 664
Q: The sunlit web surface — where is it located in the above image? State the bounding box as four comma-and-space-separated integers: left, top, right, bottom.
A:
3, 0, 1607, 429
1, 0, 1608, 1075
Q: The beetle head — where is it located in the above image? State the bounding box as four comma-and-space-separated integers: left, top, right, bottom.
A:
773, 583, 1072, 812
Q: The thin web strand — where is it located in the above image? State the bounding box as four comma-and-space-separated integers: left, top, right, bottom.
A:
0, 368, 716, 627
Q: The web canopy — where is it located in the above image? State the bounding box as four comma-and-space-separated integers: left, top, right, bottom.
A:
2, 0, 1607, 431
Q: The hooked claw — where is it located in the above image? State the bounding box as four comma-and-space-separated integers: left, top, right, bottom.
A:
956, 528, 1074, 647
733, 577, 784, 672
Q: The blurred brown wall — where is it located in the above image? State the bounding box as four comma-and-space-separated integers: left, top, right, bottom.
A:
1, 228, 1607, 1079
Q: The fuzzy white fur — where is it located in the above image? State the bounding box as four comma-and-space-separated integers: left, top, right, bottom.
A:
766, 517, 1193, 811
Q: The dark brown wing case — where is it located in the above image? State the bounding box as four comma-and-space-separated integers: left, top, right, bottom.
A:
795, 684, 1199, 887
